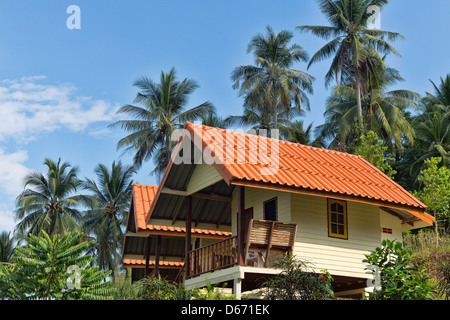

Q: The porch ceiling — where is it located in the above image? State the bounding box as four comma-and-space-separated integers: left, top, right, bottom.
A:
149, 176, 234, 226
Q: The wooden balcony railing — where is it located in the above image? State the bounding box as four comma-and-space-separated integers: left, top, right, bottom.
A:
186, 236, 237, 279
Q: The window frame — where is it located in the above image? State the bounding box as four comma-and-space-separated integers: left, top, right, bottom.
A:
263, 197, 278, 221
327, 199, 348, 240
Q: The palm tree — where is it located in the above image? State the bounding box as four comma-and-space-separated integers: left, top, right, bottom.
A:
297, 0, 404, 128
224, 98, 303, 137
412, 111, 450, 174
231, 25, 314, 130
82, 161, 134, 275
316, 65, 417, 153
109, 68, 214, 179
14, 158, 85, 238
424, 74, 450, 111
0, 231, 15, 263
280, 120, 326, 148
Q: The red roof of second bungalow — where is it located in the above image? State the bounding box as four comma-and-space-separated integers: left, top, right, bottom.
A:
130, 183, 232, 237
173, 122, 433, 225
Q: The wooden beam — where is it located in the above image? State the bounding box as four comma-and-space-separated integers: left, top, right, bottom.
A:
185, 195, 192, 278
144, 236, 151, 276
161, 187, 231, 202
161, 187, 187, 196
172, 197, 185, 225
264, 221, 275, 267
154, 235, 161, 279
217, 201, 231, 228
195, 198, 210, 227
193, 192, 231, 203
237, 185, 245, 266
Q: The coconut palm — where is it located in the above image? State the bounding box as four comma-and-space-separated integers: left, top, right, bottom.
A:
297, 0, 404, 128
425, 74, 450, 111
280, 120, 326, 148
231, 25, 314, 130
224, 97, 303, 137
82, 161, 134, 275
109, 68, 214, 179
412, 111, 450, 175
316, 65, 418, 153
14, 158, 85, 238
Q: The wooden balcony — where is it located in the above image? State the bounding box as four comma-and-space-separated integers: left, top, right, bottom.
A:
186, 236, 238, 279
186, 219, 297, 279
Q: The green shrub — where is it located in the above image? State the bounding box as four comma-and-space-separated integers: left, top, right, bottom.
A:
136, 276, 185, 300
259, 256, 334, 300
363, 239, 438, 300
187, 282, 236, 300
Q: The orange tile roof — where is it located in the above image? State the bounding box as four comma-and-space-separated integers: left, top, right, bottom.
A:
145, 224, 232, 238
181, 122, 433, 224
123, 259, 184, 268
132, 184, 158, 231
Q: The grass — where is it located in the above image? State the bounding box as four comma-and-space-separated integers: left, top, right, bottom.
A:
403, 229, 450, 299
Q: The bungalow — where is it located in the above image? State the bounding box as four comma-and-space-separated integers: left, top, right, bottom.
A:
122, 121, 434, 299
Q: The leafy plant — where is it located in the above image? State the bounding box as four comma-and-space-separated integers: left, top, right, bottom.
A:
363, 239, 438, 300
135, 276, 185, 300
415, 157, 450, 241
259, 256, 334, 300
0, 231, 114, 300
188, 282, 236, 300
354, 130, 397, 178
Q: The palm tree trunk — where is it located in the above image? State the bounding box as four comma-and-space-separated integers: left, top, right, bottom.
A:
355, 69, 364, 130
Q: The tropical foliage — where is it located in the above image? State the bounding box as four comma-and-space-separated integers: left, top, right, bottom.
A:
14, 158, 86, 238
109, 68, 214, 179
259, 256, 334, 300
363, 239, 438, 300
231, 26, 314, 129
82, 161, 135, 275
0, 231, 114, 300
298, 0, 404, 129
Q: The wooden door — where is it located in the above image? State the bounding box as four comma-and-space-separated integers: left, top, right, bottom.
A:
242, 208, 253, 244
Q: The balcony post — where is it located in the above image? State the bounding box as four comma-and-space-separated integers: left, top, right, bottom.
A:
144, 236, 151, 276
237, 185, 245, 266
154, 235, 161, 279
185, 195, 192, 278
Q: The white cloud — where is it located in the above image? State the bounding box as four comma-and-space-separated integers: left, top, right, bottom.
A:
0, 148, 29, 196
0, 203, 15, 233
0, 76, 119, 142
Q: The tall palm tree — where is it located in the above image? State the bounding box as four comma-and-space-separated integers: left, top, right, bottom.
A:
316, 65, 417, 153
297, 0, 404, 128
82, 161, 134, 275
231, 26, 314, 130
14, 158, 85, 238
109, 68, 214, 179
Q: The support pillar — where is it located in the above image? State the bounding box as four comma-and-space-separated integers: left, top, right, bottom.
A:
144, 236, 151, 276
237, 185, 245, 266
154, 235, 161, 279
233, 277, 242, 300
185, 195, 192, 278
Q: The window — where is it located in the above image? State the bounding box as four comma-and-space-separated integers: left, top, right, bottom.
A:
264, 198, 277, 221
327, 199, 347, 239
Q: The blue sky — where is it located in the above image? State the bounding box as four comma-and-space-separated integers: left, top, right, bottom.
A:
1, 0, 450, 233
